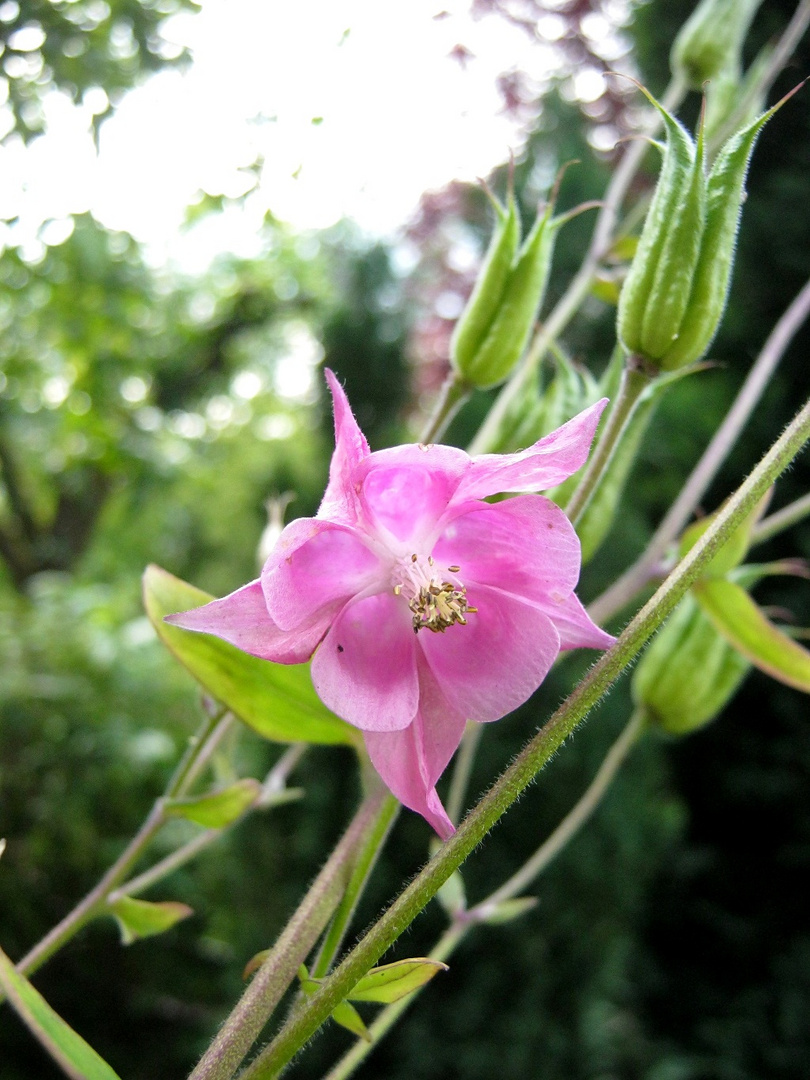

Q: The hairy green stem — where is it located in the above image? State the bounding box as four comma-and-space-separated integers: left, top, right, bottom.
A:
242, 395, 810, 1080
322, 708, 645, 1080
188, 784, 396, 1080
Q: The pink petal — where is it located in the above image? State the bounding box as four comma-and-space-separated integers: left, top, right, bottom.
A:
164, 580, 325, 664
454, 399, 608, 502
418, 583, 561, 723
535, 591, 615, 651
310, 591, 419, 732
433, 495, 583, 603
317, 369, 370, 524
364, 661, 467, 839
262, 518, 383, 632
358, 452, 465, 545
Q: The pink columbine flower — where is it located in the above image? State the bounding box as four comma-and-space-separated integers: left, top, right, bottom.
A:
167, 371, 614, 838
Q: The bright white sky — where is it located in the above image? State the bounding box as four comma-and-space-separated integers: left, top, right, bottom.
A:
0, 0, 624, 268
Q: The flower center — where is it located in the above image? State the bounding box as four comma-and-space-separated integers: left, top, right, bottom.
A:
393, 553, 477, 634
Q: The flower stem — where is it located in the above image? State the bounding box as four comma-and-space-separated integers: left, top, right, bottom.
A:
7, 708, 228, 992
321, 708, 646, 1080
187, 783, 396, 1080
419, 372, 471, 445
242, 394, 810, 1080
564, 358, 653, 524
310, 794, 399, 979
590, 273, 810, 625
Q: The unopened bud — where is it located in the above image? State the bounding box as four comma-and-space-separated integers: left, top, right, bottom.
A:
632, 595, 750, 735
451, 191, 560, 389
671, 0, 763, 90
618, 83, 796, 372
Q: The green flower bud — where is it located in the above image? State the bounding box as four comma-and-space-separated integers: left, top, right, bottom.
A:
617, 84, 795, 372
670, 0, 763, 90
632, 594, 750, 735
451, 193, 560, 390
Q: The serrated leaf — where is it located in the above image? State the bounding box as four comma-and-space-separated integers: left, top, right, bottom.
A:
695, 578, 810, 692
348, 959, 449, 1004
164, 778, 261, 828
143, 565, 357, 747
478, 896, 539, 925
331, 1000, 371, 1041
109, 895, 193, 945
0, 944, 122, 1080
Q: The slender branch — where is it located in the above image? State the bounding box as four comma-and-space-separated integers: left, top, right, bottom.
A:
187, 784, 396, 1080
243, 394, 810, 1080
751, 491, 810, 547
564, 360, 652, 524
444, 721, 484, 827
590, 274, 810, 624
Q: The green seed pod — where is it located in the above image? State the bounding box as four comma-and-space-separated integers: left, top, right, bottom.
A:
450, 192, 520, 376
670, 0, 763, 90
616, 90, 701, 363
451, 197, 560, 390
658, 92, 790, 370
632, 594, 750, 736
618, 83, 797, 372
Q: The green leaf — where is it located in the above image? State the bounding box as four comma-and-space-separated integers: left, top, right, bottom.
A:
164, 778, 262, 828
477, 896, 539, 925
0, 944, 123, 1080
331, 1000, 371, 1041
348, 958, 449, 1004
143, 565, 357, 747
680, 491, 770, 577
695, 578, 810, 692
109, 895, 193, 945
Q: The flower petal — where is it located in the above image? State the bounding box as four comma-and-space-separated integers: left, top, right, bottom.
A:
311, 591, 419, 731
317, 369, 370, 524
418, 583, 561, 723
363, 662, 466, 839
165, 580, 324, 664
535, 590, 615, 650
433, 495, 583, 603
262, 518, 383, 632
455, 399, 608, 501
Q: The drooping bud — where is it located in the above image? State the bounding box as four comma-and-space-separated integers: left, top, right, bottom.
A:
617, 83, 797, 372
670, 0, 763, 90
632, 594, 750, 735
451, 190, 560, 389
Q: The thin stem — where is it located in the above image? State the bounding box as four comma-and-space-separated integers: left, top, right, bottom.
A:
9, 708, 228, 990
243, 394, 810, 1080
111, 829, 221, 901
468, 77, 685, 457
473, 707, 646, 912
187, 784, 396, 1080
444, 722, 484, 827
590, 274, 810, 624
167, 707, 231, 799
321, 708, 645, 1080
564, 360, 653, 524
751, 490, 810, 547
310, 795, 399, 979
419, 372, 471, 445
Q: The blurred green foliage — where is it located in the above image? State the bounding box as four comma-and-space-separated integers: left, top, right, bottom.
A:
2, 1, 810, 1078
